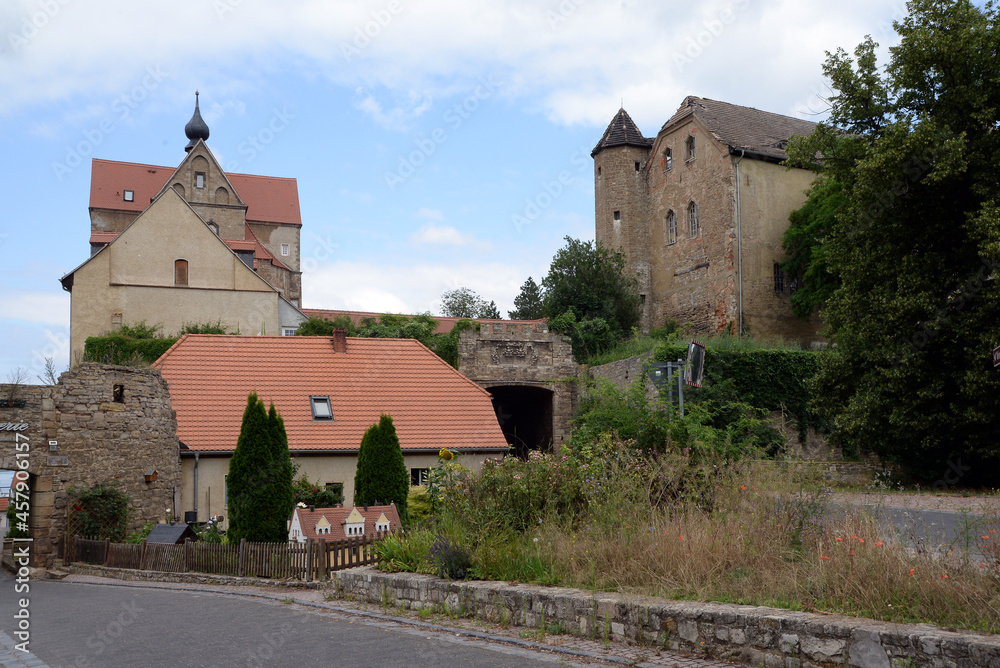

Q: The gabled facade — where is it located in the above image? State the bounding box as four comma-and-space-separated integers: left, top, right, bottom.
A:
152, 333, 509, 528
593, 97, 823, 343
288, 504, 401, 543
61, 188, 303, 362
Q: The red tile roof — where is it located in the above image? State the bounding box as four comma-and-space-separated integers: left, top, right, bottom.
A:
0, 497, 8, 514
89, 158, 302, 226
153, 335, 508, 453
299, 309, 547, 335
291, 505, 401, 542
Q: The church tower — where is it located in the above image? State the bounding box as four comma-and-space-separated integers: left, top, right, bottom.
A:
592, 108, 653, 325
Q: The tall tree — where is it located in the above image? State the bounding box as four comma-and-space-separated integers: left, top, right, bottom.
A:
227, 393, 294, 542
508, 277, 544, 320
786, 0, 1000, 481
354, 414, 409, 525
440, 287, 487, 318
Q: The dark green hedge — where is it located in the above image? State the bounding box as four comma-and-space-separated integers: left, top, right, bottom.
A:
655, 345, 822, 433
83, 335, 178, 366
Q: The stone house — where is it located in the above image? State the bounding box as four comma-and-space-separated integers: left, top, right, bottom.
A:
152, 333, 509, 527
288, 504, 401, 543
61, 94, 306, 364
0, 365, 181, 567
593, 96, 823, 343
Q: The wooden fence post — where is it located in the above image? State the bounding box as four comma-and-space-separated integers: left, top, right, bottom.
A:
305, 538, 313, 582
104, 538, 110, 567
141, 540, 148, 570
183, 538, 190, 573
238, 538, 247, 577
318, 538, 327, 582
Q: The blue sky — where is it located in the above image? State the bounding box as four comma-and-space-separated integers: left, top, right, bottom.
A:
0, 0, 910, 381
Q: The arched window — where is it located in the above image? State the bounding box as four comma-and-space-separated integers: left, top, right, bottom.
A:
685, 135, 696, 161
174, 259, 188, 286
688, 201, 699, 237
666, 211, 677, 245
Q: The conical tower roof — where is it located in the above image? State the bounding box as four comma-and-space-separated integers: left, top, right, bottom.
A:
591, 108, 653, 157
184, 91, 210, 152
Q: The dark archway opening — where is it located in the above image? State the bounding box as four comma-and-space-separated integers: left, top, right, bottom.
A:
488, 385, 553, 458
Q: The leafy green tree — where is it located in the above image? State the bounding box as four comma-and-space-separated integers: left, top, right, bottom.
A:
479, 300, 501, 319
354, 414, 409, 525
227, 393, 293, 542
508, 277, 544, 319
440, 287, 493, 318
787, 0, 1000, 481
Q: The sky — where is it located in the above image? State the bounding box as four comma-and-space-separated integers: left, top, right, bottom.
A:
0, 0, 913, 382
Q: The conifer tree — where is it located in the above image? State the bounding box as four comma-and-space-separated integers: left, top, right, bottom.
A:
353, 414, 409, 525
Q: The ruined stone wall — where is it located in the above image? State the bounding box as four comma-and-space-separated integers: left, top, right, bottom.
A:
458, 326, 579, 447
0, 364, 180, 567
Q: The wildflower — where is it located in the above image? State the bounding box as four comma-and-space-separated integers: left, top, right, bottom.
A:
875, 541, 883, 547
909, 569, 915, 575
942, 574, 948, 579
835, 537, 844, 542
533, 537, 539, 543
739, 485, 746, 491
678, 536, 684, 541
983, 536, 990, 541
819, 556, 830, 560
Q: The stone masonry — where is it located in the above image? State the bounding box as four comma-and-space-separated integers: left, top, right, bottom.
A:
0, 364, 180, 567
458, 324, 579, 448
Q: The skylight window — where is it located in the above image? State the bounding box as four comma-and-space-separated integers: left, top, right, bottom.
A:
310, 396, 333, 420
123, 189, 134, 202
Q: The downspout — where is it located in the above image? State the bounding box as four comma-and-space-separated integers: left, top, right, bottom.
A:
735, 149, 745, 337
193, 452, 199, 521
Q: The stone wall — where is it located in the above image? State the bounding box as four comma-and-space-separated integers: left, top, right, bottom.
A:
458, 327, 579, 448
333, 569, 1000, 668
588, 351, 659, 399
0, 364, 180, 567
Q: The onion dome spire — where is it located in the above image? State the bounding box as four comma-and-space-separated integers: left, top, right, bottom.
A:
184, 90, 210, 152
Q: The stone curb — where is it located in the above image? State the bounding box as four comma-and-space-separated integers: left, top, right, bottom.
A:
63, 564, 1000, 668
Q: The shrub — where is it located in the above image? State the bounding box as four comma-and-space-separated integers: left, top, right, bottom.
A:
354, 414, 409, 525
292, 474, 343, 508
428, 535, 473, 579
70, 484, 130, 541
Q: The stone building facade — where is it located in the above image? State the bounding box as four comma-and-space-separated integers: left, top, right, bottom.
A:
0, 365, 180, 567
594, 97, 824, 343
458, 324, 579, 455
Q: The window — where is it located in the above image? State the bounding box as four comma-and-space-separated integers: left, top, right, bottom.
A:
664, 148, 672, 171
123, 189, 134, 202
688, 201, 699, 237
325, 482, 344, 504
597, 166, 602, 178
774, 262, 786, 293
613, 210, 621, 222
666, 211, 677, 245
634, 161, 641, 172
639, 294, 646, 306
280, 243, 289, 256
208, 222, 219, 235
195, 172, 205, 189
113, 384, 124, 403
310, 396, 333, 420
174, 259, 188, 286
686, 135, 696, 161
411, 468, 430, 486
281, 328, 297, 336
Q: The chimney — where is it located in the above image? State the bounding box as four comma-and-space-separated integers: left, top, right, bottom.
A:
331, 328, 347, 353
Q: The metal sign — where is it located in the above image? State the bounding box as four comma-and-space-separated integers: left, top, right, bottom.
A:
685, 340, 706, 387
994, 345, 1000, 368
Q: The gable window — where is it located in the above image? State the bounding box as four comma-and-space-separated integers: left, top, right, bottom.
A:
174, 259, 189, 286
208, 222, 219, 235
688, 201, 699, 237
123, 189, 134, 202
310, 396, 333, 420
666, 210, 677, 245
195, 172, 205, 189
686, 135, 696, 161
664, 148, 672, 171
281, 243, 289, 256
774, 262, 786, 293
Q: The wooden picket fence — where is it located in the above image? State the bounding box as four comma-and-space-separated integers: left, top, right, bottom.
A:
66, 531, 388, 581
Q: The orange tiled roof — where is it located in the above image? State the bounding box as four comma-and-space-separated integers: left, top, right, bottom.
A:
300, 309, 547, 336
0, 497, 7, 513
89, 158, 301, 226
292, 505, 400, 542
153, 335, 508, 453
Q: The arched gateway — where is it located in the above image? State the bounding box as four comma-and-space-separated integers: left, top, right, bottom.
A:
458, 324, 579, 455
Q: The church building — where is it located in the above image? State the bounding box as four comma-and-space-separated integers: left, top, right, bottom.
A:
593, 96, 824, 343
61, 94, 307, 362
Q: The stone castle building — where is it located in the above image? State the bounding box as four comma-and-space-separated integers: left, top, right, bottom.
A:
61, 93, 306, 362
593, 96, 823, 343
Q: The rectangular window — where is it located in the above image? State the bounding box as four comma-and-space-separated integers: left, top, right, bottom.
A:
664, 148, 672, 171
281, 243, 289, 256
613, 210, 620, 222
774, 263, 786, 293
174, 259, 189, 286
666, 211, 677, 245
113, 384, 124, 403
634, 161, 641, 172
410, 468, 430, 486
310, 396, 333, 420
281, 328, 297, 336
686, 135, 696, 161
195, 172, 205, 189
123, 189, 134, 202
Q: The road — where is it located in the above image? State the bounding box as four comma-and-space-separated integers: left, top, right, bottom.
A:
0, 571, 585, 668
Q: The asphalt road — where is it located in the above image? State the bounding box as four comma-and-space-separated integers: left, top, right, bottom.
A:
0, 571, 576, 668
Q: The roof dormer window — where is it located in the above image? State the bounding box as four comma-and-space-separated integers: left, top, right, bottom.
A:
123, 189, 134, 202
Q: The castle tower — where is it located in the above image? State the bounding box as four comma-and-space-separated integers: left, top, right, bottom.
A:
592, 108, 653, 327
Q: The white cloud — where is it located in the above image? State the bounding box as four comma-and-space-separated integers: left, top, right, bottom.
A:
0, 292, 69, 326
410, 223, 491, 251
0, 0, 904, 129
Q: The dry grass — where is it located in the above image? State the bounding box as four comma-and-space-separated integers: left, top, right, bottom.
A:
526, 465, 1000, 632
